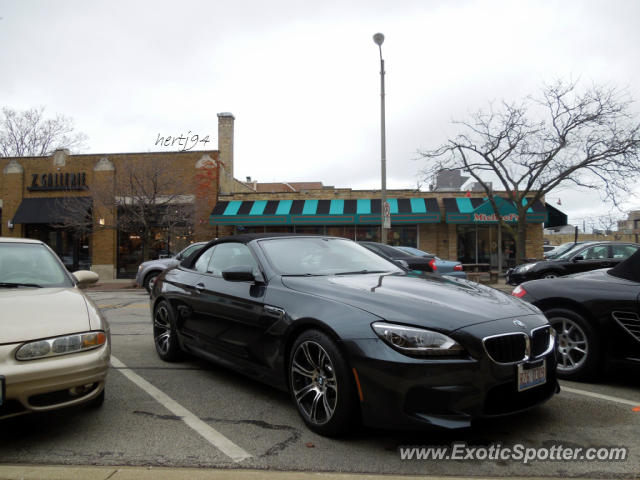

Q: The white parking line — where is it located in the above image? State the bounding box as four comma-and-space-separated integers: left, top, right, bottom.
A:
562, 385, 640, 408
110, 356, 252, 463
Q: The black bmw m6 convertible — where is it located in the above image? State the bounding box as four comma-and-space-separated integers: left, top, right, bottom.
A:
150, 234, 558, 436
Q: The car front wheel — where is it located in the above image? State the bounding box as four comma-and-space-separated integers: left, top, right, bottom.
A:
546, 308, 600, 380
144, 271, 160, 293
289, 330, 357, 437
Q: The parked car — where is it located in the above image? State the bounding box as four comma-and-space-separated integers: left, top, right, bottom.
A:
358, 241, 436, 273
151, 234, 557, 437
0, 237, 110, 420
543, 241, 586, 259
512, 249, 640, 380
394, 246, 466, 279
506, 241, 640, 285
136, 242, 207, 292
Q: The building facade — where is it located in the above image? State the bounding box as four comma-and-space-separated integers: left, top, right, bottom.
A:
1, 111, 553, 278
211, 187, 548, 270
0, 113, 238, 279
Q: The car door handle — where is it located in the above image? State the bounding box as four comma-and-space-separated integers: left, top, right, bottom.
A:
194, 283, 205, 294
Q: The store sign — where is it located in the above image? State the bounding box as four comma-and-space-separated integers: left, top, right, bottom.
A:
474, 213, 519, 222
28, 172, 88, 191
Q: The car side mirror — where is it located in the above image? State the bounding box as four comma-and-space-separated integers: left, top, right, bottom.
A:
222, 265, 256, 282
572, 255, 584, 262
73, 270, 99, 287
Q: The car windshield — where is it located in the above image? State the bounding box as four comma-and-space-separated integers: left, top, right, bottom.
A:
0, 242, 72, 287
550, 242, 581, 259
259, 237, 403, 276
554, 243, 592, 260
396, 246, 425, 256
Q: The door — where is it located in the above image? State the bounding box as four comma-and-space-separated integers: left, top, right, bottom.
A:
567, 244, 611, 274
190, 242, 270, 362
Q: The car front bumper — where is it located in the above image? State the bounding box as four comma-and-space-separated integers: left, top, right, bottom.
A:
343, 322, 558, 430
0, 342, 110, 419
506, 269, 530, 285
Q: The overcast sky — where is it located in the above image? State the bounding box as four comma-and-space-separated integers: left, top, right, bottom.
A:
1, 0, 639, 227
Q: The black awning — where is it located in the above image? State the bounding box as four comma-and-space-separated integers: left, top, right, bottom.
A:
13, 197, 92, 224
544, 203, 568, 229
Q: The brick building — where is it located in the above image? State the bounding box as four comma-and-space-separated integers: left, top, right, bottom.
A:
211, 186, 548, 269
1, 111, 553, 278
0, 113, 240, 279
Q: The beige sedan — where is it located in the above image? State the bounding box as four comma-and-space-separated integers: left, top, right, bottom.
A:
0, 237, 110, 419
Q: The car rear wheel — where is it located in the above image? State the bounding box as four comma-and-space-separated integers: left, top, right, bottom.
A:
289, 330, 357, 437
153, 300, 182, 362
144, 271, 160, 293
545, 308, 600, 380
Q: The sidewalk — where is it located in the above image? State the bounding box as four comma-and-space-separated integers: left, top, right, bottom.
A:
85, 279, 141, 292
0, 465, 592, 480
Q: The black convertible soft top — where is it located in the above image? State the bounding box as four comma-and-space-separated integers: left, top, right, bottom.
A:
608, 248, 640, 282
180, 233, 329, 269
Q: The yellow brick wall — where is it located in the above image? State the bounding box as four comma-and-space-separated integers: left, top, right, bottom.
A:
0, 150, 221, 278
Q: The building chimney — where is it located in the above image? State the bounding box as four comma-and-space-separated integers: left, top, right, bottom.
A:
246, 176, 251, 182
217, 112, 235, 179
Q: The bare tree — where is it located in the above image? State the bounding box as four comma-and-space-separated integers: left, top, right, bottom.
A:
58, 158, 198, 261
420, 80, 640, 263
0, 106, 88, 157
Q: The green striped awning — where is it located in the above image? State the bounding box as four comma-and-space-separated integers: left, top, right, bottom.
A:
210, 198, 440, 226
443, 197, 548, 224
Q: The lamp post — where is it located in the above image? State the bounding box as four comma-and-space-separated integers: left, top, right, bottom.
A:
373, 32, 388, 243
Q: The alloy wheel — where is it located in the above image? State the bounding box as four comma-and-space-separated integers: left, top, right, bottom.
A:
153, 304, 172, 356
552, 317, 589, 372
290, 340, 338, 425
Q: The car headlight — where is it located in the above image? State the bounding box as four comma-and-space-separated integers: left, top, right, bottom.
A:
517, 263, 537, 273
16, 331, 107, 361
371, 322, 464, 356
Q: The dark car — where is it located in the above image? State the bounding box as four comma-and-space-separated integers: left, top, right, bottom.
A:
513, 249, 640, 381
150, 234, 557, 437
506, 241, 640, 285
394, 245, 466, 279
135, 242, 207, 292
358, 241, 437, 273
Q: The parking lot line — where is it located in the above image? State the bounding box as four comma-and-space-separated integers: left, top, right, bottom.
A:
562, 385, 640, 408
110, 356, 252, 463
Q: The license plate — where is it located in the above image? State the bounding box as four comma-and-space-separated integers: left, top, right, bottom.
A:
517, 359, 546, 392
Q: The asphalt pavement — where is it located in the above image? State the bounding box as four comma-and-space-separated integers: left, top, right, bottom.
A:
1, 289, 638, 480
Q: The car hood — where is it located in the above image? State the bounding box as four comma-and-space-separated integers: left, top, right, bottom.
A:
281, 273, 540, 331
141, 258, 178, 269
0, 288, 91, 344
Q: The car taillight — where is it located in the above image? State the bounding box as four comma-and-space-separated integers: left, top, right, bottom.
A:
454, 264, 463, 271
429, 258, 437, 272
512, 285, 527, 298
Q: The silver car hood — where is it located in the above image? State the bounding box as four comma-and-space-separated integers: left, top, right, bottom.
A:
0, 288, 91, 344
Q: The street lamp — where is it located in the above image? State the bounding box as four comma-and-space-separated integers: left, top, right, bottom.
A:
373, 32, 388, 243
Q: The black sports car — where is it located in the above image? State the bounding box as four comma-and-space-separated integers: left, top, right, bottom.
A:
150, 234, 557, 436
358, 241, 437, 273
512, 249, 640, 381
506, 241, 640, 285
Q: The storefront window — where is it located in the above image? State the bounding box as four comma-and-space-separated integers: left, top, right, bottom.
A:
388, 225, 418, 247
355, 225, 381, 242
456, 224, 515, 268
25, 224, 91, 271
294, 225, 325, 235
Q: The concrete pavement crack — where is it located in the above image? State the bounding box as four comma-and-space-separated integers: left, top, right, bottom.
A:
132, 410, 301, 458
